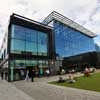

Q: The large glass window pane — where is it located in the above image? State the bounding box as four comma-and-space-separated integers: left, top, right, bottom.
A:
15, 60, 25, 68
11, 39, 38, 54
11, 39, 25, 53
38, 32, 48, 55
26, 29, 37, 42
30, 30, 37, 42
26, 41, 37, 54
11, 25, 26, 40
54, 21, 96, 57
31, 60, 37, 66
11, 24, 48, 56
14, 60, 38, 68
11, 24, 37, 42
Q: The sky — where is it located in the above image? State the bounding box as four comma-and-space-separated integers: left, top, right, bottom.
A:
0, 0, 100, 47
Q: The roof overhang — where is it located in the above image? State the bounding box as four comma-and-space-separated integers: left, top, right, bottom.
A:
9, 13, 53, 33
43, 11, 97, 38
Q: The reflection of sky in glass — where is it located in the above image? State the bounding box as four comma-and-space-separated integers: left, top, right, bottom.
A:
11, 24, 48, 55
54, 21, 96, 57
94, 35, 100, 46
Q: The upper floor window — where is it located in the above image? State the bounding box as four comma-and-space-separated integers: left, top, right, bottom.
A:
11, 24, 37, 42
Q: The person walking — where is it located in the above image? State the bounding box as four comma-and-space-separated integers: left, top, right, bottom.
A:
46, 69, 50, 77
31, 69, 35, 82
84, 67, 90, 77
25, 70, 30, 81
1, 72, 4, 80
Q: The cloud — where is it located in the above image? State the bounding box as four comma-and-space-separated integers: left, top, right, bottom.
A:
0, 0, 100, 47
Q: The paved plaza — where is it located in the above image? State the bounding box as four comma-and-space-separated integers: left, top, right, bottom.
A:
0, 79, 34, 100
0, 74, 100, 100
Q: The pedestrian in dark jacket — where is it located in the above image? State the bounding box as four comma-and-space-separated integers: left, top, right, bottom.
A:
1, 72, 4, 80
31, 69, 35, 82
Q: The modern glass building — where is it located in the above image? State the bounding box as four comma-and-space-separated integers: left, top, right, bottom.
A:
0, 13, 55, 81
0, 11, 99, 81
43, 11, 99, 70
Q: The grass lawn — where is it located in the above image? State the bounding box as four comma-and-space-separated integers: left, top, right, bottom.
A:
49, 73, 100, 92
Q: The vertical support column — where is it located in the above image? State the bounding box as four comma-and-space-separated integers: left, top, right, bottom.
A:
10, 67, 14, 81
49, 60, 55, 75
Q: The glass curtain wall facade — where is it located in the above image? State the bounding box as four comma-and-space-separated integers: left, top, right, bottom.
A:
1, 12, 98, 82
11, 24, 48, 55
9, 24, 49, 81
53, 20, 96, 58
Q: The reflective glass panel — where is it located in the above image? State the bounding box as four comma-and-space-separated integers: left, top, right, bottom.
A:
10, 24, 48, 56
11, 39, 25, 52
53, 21, 96, 57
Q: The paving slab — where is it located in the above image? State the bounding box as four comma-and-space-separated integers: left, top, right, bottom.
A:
0, 79, 34, 100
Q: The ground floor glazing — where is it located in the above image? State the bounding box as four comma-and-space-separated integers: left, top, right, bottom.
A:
9, 59, 50, 81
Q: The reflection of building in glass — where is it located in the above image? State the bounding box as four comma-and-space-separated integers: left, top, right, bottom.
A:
43, 11, 96, 57
0, 11, 100, 82
53, 20, 96, 57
